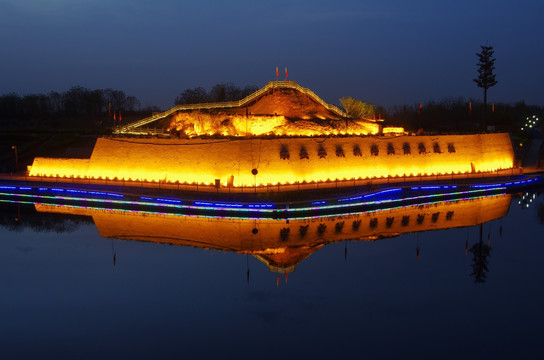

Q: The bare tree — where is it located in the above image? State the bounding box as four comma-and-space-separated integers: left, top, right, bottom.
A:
125, 96, 140, 112
174, 87, 209, 105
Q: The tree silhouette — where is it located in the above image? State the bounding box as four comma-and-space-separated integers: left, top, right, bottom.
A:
473, 45, 498, 125
174, 83, 258, 105
209, 83, 236, 102
174, 87, 209, 105
0, 86, 140, 131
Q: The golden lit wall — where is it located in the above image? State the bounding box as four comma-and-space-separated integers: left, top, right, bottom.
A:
35, 194, 512, 253
29, 158, 90, 178
29, 133, 514, 186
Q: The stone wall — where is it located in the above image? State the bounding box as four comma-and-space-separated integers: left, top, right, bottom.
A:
29, 158, 90, 178
29, 133, 514, 186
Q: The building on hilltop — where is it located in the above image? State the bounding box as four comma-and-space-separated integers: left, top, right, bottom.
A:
116, 81, 386, 137
28, 81, 514, 189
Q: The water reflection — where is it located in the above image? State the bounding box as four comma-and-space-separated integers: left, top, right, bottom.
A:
469, 224, 492, 283
539, 201, 544, 224
2, 190, 543, 359
0, 192, 514, 280
0, 203, 92, 233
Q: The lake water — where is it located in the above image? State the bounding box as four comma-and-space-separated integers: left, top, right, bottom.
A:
1, 189, 543, 359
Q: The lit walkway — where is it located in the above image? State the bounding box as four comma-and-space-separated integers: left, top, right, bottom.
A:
113, 81, 347, 134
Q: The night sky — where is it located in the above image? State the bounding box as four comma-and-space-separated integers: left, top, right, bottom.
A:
1, 0, 542, 110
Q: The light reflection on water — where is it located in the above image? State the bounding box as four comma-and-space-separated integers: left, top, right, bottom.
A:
0, 191, 543, 359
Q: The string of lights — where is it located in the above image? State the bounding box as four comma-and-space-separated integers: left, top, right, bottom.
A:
0, 176, 540, 219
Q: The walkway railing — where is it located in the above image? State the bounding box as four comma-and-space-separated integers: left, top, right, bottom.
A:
115, 81, 348, 134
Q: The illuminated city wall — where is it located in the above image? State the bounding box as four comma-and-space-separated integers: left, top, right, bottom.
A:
35, 194, 511, 253
29, 133, 514, 186
29, 158, 90, 178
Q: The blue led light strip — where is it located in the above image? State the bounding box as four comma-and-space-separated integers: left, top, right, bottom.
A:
0, 175, 539, 215
338, 188, 403, 202
0, 193, 509, 222
0, 186, 506, 215
411, 185, 458, 190
470, 178, 538, 188
0, 192, 277, 214
275, 187, 507, 214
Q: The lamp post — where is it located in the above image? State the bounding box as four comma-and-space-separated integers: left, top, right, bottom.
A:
11, 145, 17, 171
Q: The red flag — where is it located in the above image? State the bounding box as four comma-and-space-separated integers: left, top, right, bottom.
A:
113, 112, 116, 120
119, 110, 122, 121
418, 103, 422, 116
276, 66, 279, 78
492, 103, 495, 112
469, 102, 472, 116
285, 67, 288, 79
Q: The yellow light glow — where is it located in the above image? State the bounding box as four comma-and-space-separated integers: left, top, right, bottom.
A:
382, 127, 404, 135
28, 134, 515, 188
35, 193, 511, 271
168, 112, 381, 137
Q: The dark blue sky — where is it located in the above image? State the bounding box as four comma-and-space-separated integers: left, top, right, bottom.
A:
1, 0, 542, 109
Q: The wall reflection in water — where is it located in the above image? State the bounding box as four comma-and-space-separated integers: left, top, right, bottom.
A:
25, 193, 512, 279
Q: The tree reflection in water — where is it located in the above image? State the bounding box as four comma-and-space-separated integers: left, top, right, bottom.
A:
469, 224, 492, 283
0, 192, 529, 284
0, 203, 92, 233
